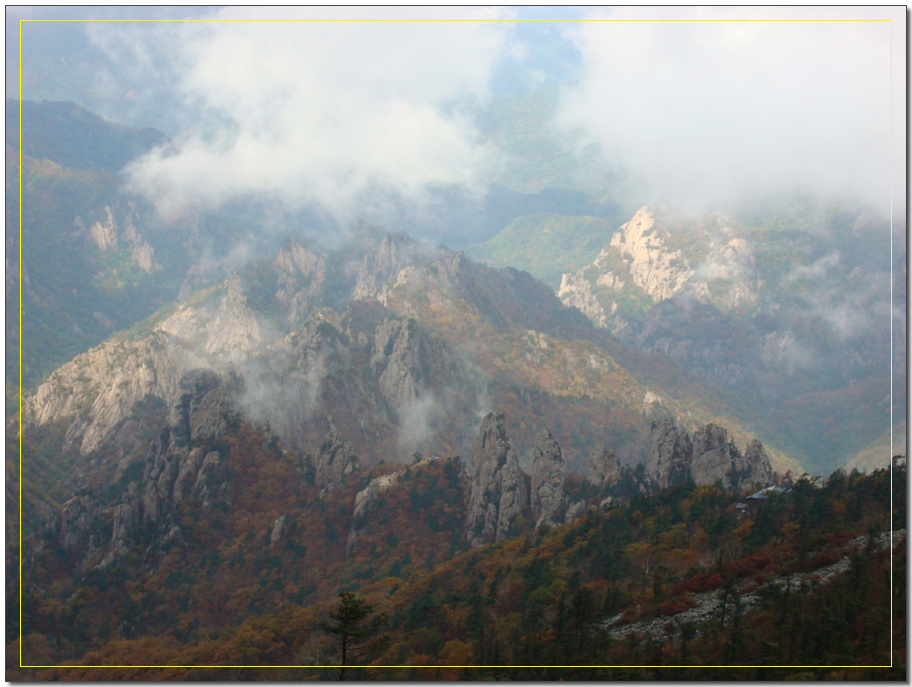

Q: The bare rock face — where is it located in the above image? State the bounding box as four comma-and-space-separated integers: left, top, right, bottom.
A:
647, 419, 776, 492
691, 425, 775, 491
87, 203, 159, 274
312, 431, 359, 494
530, 429, 566, 529
372, 318, 443, 416
564, 500, 589, 523
465, 412, 530, 547
557, 271, 609, 329
647, 418, 693, 490
274, 242, 327, 326
609, 206, 693, 303
587, 445, 621, 489
57, 492, 107, 563
23, 275, 264, 457
738, 439, 775, 491
352, 232, 448, 301
691, 423, 738, 489
270, 515, 288, 548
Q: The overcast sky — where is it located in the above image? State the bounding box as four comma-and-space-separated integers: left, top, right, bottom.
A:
8, 5, 905, 225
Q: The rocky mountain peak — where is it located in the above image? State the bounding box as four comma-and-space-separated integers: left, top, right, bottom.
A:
353, 231, 449, 301
609, 205, 693, 303
530, 429, 566, 529
465, 411, 529, 547
274, 241, 327, 325
647, 418, 693, 490
647, 419, 776, 492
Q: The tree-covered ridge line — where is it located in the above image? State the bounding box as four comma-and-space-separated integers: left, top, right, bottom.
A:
9, 453, 904, 681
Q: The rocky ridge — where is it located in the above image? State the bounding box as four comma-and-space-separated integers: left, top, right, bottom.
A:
647, 418, 775, 492
465, 412, 530, 547
557, 206, 761, 337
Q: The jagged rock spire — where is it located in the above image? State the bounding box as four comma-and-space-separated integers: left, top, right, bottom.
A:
647, 419, 775, 491
530, 429, 566, 529
465, 411, 529, 547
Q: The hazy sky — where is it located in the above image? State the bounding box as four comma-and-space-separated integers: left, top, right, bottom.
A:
8, 5, 905, 224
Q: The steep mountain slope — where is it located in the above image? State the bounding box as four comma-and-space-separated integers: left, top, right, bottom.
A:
7, 100, 179, 389
10, 422, 902, 678
464, 214, 621, 289
21, 230, 788, 481
473, 203, 901, 474
10, 213, 900, 679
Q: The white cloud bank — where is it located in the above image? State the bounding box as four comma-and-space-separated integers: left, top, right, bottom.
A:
78, 6, 902, 226
558, 7, 903, 217
114, 9, 511, 221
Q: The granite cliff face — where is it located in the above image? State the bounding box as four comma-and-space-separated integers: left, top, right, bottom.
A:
273, 241, 327, 326
530, 429, 566, 529
352, 231, 448, 302
465, 412, 529, 547
84, 203, 159, 274
22, 275, 263, 456
587, 446, 621, 489
607, 206, 694, 303
312, 431, 359, 494
42, 370, 237, 571
557, 206, 762, 336
552, 204, 899, 475
647, 418, 775, 492
647, 418, 694, 491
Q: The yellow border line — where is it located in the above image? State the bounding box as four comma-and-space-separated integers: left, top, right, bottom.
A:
888, 15, 894, 672
16, 15, 900, 674
19, 17, 893, 23
18, 16, 24, 673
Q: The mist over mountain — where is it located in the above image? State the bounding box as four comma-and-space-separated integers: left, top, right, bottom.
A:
7, 8, 904, 678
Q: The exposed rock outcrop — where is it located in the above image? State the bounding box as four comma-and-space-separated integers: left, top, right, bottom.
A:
691, 423, 739, 489
23, 275, 263, 456
270, 515, 288, 548
56, 491, 107, 562
647, 418, 693, 490
372, 317, 451, 418
587, 445, 621, 489
557, 271, 609, 329
274, 241, 327, 326
52, 372, 240, 569
530, 429, 565, 529
647, 419, 775, 492
86, 204, 158, 274
739, 439, 776, 491
609, 206, 693, 302
353, 232, 448, 301
312, 431, 359, 494
564, 500, 589, 523
465, 412, 529, 547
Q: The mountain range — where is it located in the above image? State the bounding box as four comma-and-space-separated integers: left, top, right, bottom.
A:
7, 98, 905, 678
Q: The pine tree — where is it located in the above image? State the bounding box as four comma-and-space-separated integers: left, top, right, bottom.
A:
321, 591, 388, 680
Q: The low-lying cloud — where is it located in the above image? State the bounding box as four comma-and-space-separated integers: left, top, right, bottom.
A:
72, 7, 903, 230
557, 8, 901, 218
113, 10, 511, 222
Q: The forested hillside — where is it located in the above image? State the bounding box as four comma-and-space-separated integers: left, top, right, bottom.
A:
8, 412, 905, 680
